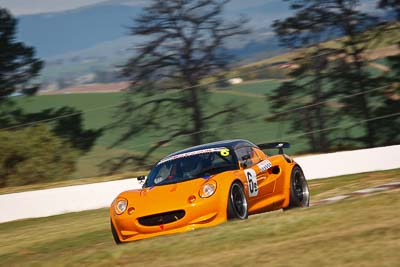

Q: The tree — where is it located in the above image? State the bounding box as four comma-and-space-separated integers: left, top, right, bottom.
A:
0, 7, 102, 152
375, 0, 400, 146
0, 124, 78, 187
271, 1, 343, 152
326, 0, 385, 148
0, 8, 103, 184
0, 8, 43, 101
11, 107, 103, 152
107, 0, 249, 169
378, 0, 400, 19
268, 51, 339, 152
270, 0, 387, 152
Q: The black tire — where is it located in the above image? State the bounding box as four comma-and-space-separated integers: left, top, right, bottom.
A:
110, 219, 122, 245
286, 166, 310, 209
227, 181, 248, 220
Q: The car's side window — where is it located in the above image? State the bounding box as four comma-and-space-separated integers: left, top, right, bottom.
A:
235, 147, 248, 167
249, 147, 262, 166
253, 148, 266, 160
236, 146, 261, 168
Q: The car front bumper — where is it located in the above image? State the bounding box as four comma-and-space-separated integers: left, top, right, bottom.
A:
110, 193, 228, 242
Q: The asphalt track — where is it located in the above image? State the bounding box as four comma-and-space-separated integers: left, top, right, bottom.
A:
312, 181, 400, 206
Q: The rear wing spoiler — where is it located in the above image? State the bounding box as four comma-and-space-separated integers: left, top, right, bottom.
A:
257, 142, 290, 154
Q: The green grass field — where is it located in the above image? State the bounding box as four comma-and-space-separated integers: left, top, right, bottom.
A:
0, 169, 399, 266
222, 79, 282, 95
7, 70, 388, 181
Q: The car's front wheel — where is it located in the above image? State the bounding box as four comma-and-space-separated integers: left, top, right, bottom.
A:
286, 166, 310, 209
227, 181, 248, 220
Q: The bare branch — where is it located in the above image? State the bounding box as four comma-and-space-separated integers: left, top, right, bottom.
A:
203, 106, 238, 121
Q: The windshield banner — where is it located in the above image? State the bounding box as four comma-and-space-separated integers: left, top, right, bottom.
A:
157, 147, 229, 165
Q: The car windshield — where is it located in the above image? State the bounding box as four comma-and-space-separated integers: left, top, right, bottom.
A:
144, 147, 238, 187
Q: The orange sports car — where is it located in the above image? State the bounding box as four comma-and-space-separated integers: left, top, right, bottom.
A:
110, 139, 309, 243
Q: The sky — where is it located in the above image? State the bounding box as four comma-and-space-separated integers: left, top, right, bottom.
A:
0, 0, 108, 15
0, 0, 379, 17
0, 0, 281, 16
0, 0, 116, 15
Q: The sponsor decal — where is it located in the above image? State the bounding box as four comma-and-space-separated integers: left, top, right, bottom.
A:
257, 160, 272, 172
158, 147, 229, 165
245, 169, 258, 197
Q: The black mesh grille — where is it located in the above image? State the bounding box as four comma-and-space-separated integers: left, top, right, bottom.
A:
138, 210, 185, 226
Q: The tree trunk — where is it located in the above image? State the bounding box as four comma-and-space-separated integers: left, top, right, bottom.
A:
189, 86, 203, 145
315, 106, 327, 151
359, 93, 376, 147
313, 70, 328, 152
344, 12, 376, 147
352, 52, 376, 147
304, 109, 317, 152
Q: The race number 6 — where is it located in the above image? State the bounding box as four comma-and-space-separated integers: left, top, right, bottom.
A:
245, 169, 258, 197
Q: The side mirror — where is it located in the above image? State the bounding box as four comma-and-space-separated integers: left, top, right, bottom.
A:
242, 155, 251, 161
137, 175, 146, 184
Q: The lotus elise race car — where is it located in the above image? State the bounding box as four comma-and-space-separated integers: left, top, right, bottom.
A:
110, 139, 309, 243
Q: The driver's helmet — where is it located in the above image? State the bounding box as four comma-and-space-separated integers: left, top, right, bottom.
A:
181, 155, 203, 176
182, 156, 198, 171
203, 153, 215, 166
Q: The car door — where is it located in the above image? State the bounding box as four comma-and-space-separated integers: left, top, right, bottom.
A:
236, 146, 275, 201
252, 147, 276, 196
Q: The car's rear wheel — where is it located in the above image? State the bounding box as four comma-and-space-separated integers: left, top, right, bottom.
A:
227, 181, 248, 219
286, 166, 310, 209
110, 219, 122, 245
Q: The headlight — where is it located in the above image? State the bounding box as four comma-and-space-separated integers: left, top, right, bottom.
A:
199, 180, 217, 198
115, 198, 128, 215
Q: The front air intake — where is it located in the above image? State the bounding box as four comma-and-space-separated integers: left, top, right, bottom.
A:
138, 210, 185, 226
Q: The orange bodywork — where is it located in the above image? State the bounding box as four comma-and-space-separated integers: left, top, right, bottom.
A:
110, 140, 299, 243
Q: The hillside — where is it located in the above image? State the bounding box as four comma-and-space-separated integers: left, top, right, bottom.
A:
8, 0, 392, 89
12, 0, 291, 87
235, 22, 400, 75
17, 4, 142, 58
16, 0, 289, 59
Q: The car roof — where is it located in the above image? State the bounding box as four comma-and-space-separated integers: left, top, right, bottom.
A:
167, 139, 257, 157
